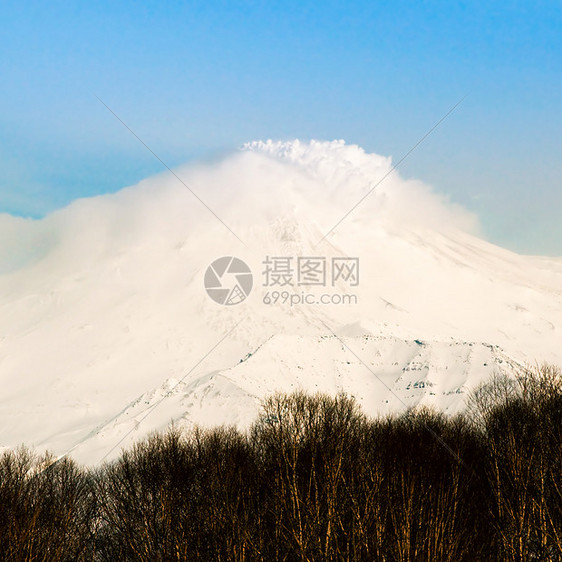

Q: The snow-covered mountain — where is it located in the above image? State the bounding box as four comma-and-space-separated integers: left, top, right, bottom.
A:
0, 140, 561, 464
69, 335, 524, 464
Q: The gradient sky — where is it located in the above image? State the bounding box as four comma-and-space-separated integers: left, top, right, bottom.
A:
1, 1, 561, 255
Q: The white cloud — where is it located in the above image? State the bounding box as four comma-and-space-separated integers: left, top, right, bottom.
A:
0, 139, 480, 274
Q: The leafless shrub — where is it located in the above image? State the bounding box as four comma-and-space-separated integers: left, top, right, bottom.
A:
1, 366, 560, 560
0, 448, 96, 561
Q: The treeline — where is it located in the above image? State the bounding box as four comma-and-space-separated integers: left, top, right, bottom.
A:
1, 365, 561, 561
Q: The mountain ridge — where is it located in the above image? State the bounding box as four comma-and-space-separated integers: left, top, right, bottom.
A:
0, 139, 560, 463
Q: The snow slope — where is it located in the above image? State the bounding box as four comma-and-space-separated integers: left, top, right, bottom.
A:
69, 335, 523, 464
0, 140, 560, 464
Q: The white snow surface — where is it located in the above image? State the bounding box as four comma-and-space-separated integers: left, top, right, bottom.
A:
0, 139, 561, 464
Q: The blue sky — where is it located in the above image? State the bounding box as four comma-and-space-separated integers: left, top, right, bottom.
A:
1, 1, 561, 254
